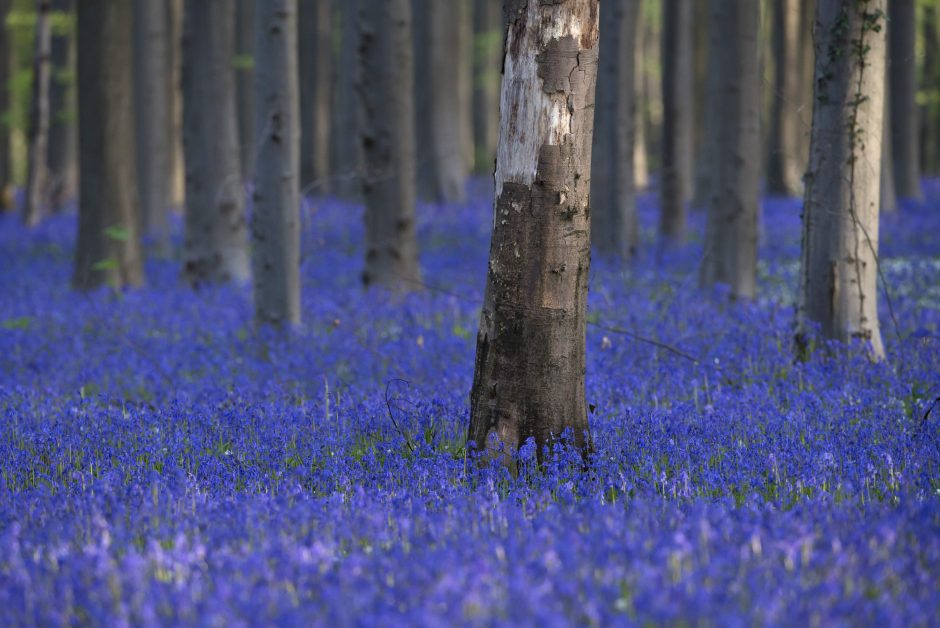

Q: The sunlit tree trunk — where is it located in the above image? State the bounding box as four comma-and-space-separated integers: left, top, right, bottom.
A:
133, 0, 171, 250
591, 0, 638, 259
299, 0, 331, 195
797, 0, 886, 360
182, 0, 249, 285
253, 0, 301, 327
73, 0, 143, 290
888, 0, 921, 201
23, 0, 52, 227
468, 0, 599, 459
167, 0, 185, 209
660, 0, 692, 244
47, 0, 77, 211
358, 0, 420, 290
699, 0, 760, 300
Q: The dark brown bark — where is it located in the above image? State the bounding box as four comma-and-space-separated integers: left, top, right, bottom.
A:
591, 0, 638, 259
471, 0, 500, 174
73, 0, 143, 290
699, 0, 760, 300
133, 0, 171, 249
797, 0, 886, 360
332, 0, 361, 199
299, 0, 331, 195
182, 0, 249, 285
888, 0, 921, 201
359, 0, 421, 290
235, 0, 255, 182
47, 0, 77, 211
468, 0, 599, 459
660, 0, 693, 244
23, 0, 52, 227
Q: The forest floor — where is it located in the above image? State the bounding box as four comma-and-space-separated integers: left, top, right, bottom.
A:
0, 182, 938, 624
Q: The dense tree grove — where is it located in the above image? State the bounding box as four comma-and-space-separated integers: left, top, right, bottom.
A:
0, 1, 938, 623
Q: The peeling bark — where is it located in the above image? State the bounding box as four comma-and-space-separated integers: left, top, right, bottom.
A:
469, 0, 599, 459
797, 0, 886, 360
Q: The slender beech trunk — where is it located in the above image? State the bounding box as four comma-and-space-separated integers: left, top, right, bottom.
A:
182, 0, 249, 285
0, 0, 9, 210
691, 0, 710, 208
888, 0, 921, 201
253, 0, 301, 326
922, 5, 940, 176
660, 0, 693, 244
471, 0, 500, 174
73, 0, 143, 290
797, 0, 886, 360
47, 0, 77, 211
167, 0, 185, 209
591, 0, 638, 259
332, 0, 361, 199
468, 0, 599, 459
133, 0, 171, 249
235, 0, 255, 182
633, 1, 648, 191
299, 0, 331, 195
766, 0, 805, 196
881, 75, 897, 213
23, 0, 52, 227
699, 0, 760, 300
413, 0, 467, 204
358, 0, 420, 290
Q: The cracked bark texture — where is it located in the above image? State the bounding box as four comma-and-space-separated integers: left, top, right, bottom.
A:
590, 0, 637, 260
797, 0, 886, 360
699, 0, 760, 300
299, 0, 331, 195
468, 0, 599, 458
133, 0, 171, 250
659, 0, 692, 245
358, 0, 421, 291
23, 0, 51, 227
73, 0, 143, 290
182, 0, 249, 286
253, 0, 301, 327
888, 0, 921, 201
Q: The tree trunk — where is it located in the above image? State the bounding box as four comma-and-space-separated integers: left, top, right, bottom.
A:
332, 0, 361, 199
590, 0, 638, 259
167, 0, 185, 209
253, 0, 301, 326
699, 0, 760, 300
633, 1, 648, 191
413, 0, 467, 204
881, 74, 897, 213
922, 4, 940, 176
888, 0, 921, 201
182, 0, 249, 285
299, 0, 331, 196
358, 0, 421, 290
23, 0, 52, 227
47, 0, 77, 211
691, 0, 710, 208
133, 0, 171, 250
471, 0, 500, 174
659, 0, 693, 244
797, 0, 886, 360
766, 0, 805, 196
235, 0, 255, 182
0, 0, 10, 210
468, 0, 599, 459
73, 0, 143, 290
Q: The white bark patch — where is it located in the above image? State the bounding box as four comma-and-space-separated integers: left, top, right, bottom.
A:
494, 2, 588, 199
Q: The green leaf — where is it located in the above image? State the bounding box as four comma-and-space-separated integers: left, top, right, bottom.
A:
1, 316, 31, 330
92, 258, 119, 271
104, 226, 130, 242
232, 54, 254, 71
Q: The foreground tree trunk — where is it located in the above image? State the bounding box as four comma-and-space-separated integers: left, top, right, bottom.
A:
133, 0, 171, 250
253, 0, 300, 326
23, 0, 52, 227
659, 0, 693, 244
47, 0, 77, 211
888, 0, 921, 201
468, 0, 599, 458
182, 0, 249, 285
590, 0, 638, 259
299, 0, 331, 195
766, 0, 805, 197
332, 0, 361, 199
358, 0, 421, 290
699, 0, 760, 300
797, 0, 886, 360
73, 0, 143, 290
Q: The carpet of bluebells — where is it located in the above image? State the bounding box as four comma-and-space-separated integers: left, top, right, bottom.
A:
1, 179, 939, 626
